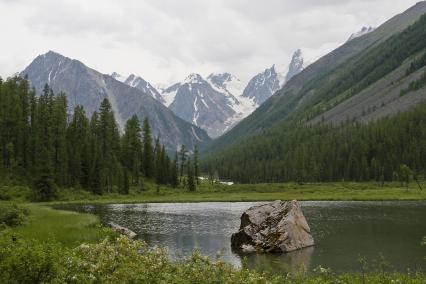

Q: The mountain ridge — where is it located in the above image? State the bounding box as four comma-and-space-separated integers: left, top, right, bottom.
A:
21, 51, 210, 152
202, 1, 426, 154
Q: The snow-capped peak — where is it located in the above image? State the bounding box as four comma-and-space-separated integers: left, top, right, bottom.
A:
111, 72, 127, 82
348, 26, 375, 42
184, 73, 204, 84
207, 72, 246, 97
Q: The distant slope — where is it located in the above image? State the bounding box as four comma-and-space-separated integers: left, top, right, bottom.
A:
203, 1, 426, 154
21, 51, 210, 151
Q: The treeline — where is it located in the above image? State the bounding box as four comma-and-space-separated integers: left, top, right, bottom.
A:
202, 102, 426, 184
0, 77, 198, 200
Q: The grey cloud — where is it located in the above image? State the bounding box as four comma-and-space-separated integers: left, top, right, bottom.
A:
0, 0, 422, 84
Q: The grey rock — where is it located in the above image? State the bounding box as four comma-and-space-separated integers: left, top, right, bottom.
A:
231, 200, 314, 253
167, 73, 237, 138
347, 26, 375, 42
285, 49, 304, 83
124, 74, 166, 104
108, 222, 137, 239
242, 65, 281, 105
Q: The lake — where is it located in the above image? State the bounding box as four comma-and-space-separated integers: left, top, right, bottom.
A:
56, 201, 426, 274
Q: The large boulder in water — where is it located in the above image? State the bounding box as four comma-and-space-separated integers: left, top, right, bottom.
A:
231, 200, 314, 253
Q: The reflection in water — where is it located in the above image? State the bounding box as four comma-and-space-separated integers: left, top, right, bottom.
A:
240, 246, 315, 274
55, 201, 426, 274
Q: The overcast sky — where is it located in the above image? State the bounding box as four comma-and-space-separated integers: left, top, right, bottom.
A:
0, 0, 421, 85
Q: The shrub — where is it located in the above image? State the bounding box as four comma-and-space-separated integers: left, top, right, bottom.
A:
0, 235, 62, 283
0, 203, 29, 227
0, 235, 424, 283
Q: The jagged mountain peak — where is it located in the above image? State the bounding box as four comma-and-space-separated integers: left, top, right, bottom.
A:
123, 73, 165, 104
242, 65, 280, 105
184, 73, 205, 84
111, 72, 127, 82
285, 49, 304, 83
207, 72, 233, 84
21, 51, 210, 151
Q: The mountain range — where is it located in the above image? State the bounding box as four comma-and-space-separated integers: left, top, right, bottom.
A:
115, 49, 304, 137
20, 51, 210, 152
201, 1, 426, 182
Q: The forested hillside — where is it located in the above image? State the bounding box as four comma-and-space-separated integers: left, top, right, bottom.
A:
202, 2, 426, 154
201, 12, 426, 184
202, 102, 426, 183
0, 77, 198, 200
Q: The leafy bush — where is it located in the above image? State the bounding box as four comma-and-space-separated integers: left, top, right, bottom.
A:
0, 203, 29, 227
0, 235, 424, 283
0, 235, 62, 283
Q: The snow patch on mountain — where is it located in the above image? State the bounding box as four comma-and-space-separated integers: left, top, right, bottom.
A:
348, 26, 375, 41
162, 83, 181, 107
124, 74, 165, 104
111, 72, 126, 82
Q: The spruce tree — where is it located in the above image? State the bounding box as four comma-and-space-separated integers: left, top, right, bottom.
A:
98, 98, 120, 192
142, 118, 154, 179
122, 115, 142, 185
194, 144, 200, 185
179, 145, 187, 183
170, 151, 179, 188
187, 158, 196, 192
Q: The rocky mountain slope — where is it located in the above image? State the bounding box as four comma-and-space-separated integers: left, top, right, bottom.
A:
155, 50, 304, 138
21, 51, 210, 151
124, 74, 165, 104
203, 2, 426, 154
347, 26, 375, 42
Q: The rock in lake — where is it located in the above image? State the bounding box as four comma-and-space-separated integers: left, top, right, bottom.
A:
231, 200, 314, 253
108, 222, 137, 239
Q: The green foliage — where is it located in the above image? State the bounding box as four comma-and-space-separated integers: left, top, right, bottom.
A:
179, 144, 188, 184
301, 14, 426, 120
0, 236, 63, 283
0, 234, 424, 283
0, 78, 180, 200
406, 51, 426, 75
400, 70, 426, 96
204, 13, 426, 170
142, 118, 154, 179
0, 203, 29, 227
194, 144, 200, 185
187, 158, 196, 192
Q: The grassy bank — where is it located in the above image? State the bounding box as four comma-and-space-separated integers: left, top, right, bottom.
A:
1, 202, 114, 247
2, 181, 425, 205
46, 181, 426, 204
1, 185, 425, 283
0, 232, 424, 283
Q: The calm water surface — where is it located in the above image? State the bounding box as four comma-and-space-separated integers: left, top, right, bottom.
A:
56, 201, 426, 274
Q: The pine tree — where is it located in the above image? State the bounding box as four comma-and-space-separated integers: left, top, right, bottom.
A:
122, 115, 142, 185
32, 84, 56, 201
119, 166, 130, 195
193, 144, 200, 185
52, 92, 68, 186
142, 118, 154, 179
67, 105, 90, 187
170, 151, 179, 188
98, 98, 121, 192
179, 145, 187, 183
187, 158, 196, 192
154, 136, 162, 184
